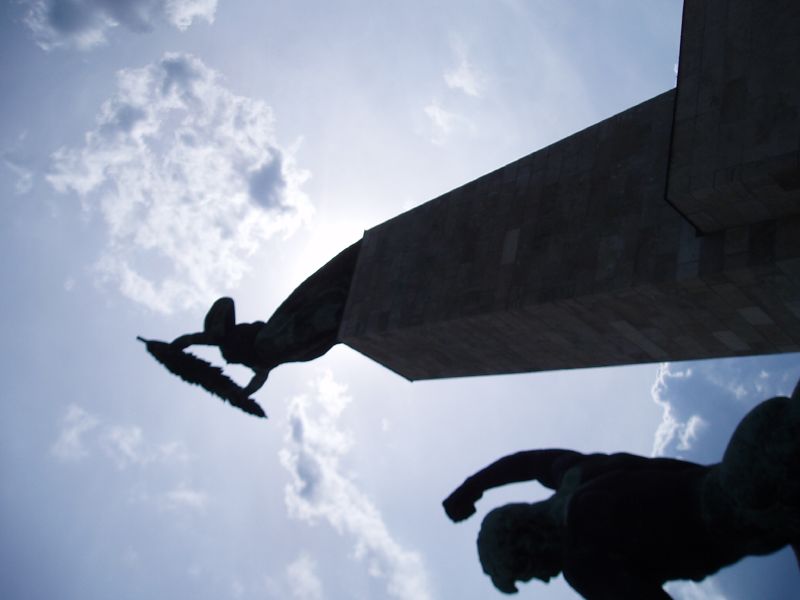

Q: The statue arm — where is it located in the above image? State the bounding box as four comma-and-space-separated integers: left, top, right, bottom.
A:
242, 369, 269, 397
443, 449, 584, 522
171, 332, 215, 350
577, 453, 701, 481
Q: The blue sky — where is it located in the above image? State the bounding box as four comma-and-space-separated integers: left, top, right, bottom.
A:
1, 1, 798, 599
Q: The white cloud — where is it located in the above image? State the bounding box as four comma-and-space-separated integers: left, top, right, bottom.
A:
444, 38, 484, 97
677, 414, 707, 451
650, 356, 800, 460
165, 0, 217, 30
651, 363, 693, 457
102, 425, 146, 468
280, 372, 432, 600
51, 404, 100, 460
3, 132, 36, 194
52, 405, 191, 469
286, 554, 324, 600
23, 0, 217, 50
160, 484, 208, 511
423, 101, 471, 146
3, 155, 34, 194
420, 38, 484, 145
101, 425, 191, 469
665, 578, 728, 600
48, 53, 312, 312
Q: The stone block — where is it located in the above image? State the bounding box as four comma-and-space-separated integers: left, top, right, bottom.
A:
338, 1, 800, 379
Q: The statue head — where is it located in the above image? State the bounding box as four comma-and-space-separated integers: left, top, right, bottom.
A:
204, 297, 236, 342
477, 502, 564, 594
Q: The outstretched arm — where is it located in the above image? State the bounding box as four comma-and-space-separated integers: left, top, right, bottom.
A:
171, 332, 215, 350
443, 449, 585, 522
242, 369, 269, 397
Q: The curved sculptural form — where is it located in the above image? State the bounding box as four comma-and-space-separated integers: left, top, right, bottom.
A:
140, 242, 361, 417
443, 380, 800, 598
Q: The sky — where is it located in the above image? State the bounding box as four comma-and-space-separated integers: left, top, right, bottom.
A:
0, 1, 798, 599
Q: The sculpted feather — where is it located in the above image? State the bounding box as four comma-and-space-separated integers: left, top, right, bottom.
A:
137, 337, 267, 419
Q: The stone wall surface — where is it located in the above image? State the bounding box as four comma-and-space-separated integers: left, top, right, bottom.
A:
668, 0, 800, 232
339, 90, 800, 379
338, 0, 800, 380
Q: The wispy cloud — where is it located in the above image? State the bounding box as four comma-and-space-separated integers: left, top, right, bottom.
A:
52, 405, 208, 516
51, 404, 100, 460
423, 101, 471, 146
102, 425, 191, 469
3, 155, 34, 194
280, 372, 432, 600
3, 131, 36, 195
159, 483, 208, 512
286, 554, 324, 600
52, 405, 191, 468
423, 36, 483, 145
23, 0, 217, 50
48, 53, 312, 312
444, 37, 484, 98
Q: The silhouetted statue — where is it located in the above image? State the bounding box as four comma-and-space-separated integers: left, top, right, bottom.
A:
443, 380, 800, 598
140, 242, 360, 418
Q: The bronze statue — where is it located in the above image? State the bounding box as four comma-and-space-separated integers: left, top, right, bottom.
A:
139, 242, 360, 417
443, 380, 800, 598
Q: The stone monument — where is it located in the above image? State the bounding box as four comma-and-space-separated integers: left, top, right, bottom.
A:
143, 0, 800, 409
339, 0, 800, 379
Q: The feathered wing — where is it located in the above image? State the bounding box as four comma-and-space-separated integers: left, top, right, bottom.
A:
138, 337, 267, 419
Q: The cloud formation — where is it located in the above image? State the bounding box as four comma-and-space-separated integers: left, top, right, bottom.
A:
52, 404, 191, 468
24, 0, 217, 50
423, 101, 472, 146
444, 38, 484, 98
650, 355, 800, 461
102, 425, 191, 469
48, 53, 312, 312
3, 132, 36, 194
280, 372, 432, 600
51, 404, 100, 460
422, 37, 482, 145
286, 554, 324, 600
159, 483, 208, 511
3, 154, 34, 194
665, 579, 728, 600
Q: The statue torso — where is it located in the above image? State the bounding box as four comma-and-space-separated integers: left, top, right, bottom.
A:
220, 322, 268, 370
562, 462, 745, 589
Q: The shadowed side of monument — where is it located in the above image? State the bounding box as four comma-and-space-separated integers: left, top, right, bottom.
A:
338, 0, 800, 380
668, 0, 800, 232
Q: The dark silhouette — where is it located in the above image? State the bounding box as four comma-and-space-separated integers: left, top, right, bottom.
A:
138, 337, 267, 417
140, 242, 360, 417
443, 380, 800, 598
